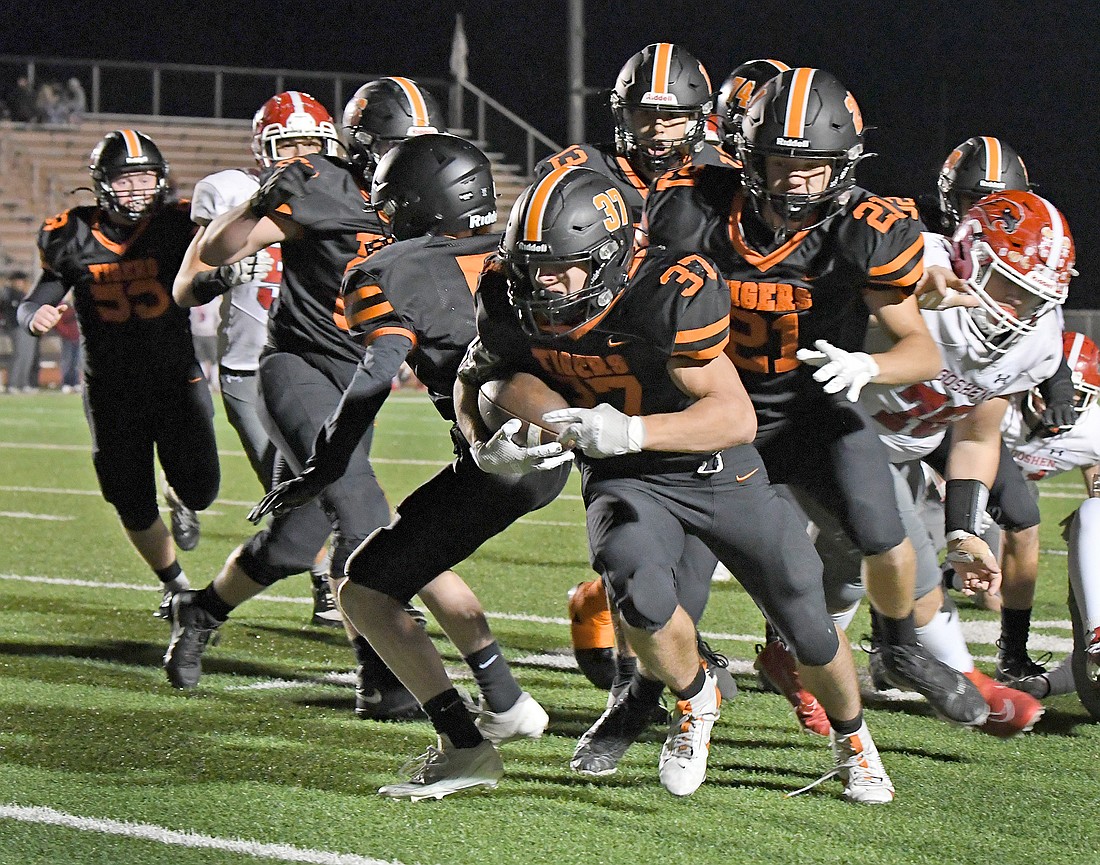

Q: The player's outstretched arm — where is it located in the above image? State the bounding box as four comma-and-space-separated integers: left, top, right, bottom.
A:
863, 289, 941, 385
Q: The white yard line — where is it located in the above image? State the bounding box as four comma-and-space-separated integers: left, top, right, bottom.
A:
0, 805, 409, 865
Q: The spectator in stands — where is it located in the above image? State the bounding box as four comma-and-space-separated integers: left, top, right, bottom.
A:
4, 76, 36, 123
59, 78, 87, 123
55, 301, 82, 392
2, 271, 39, 392
35, 81, 66, 125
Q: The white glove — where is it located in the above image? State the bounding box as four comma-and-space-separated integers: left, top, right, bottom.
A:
470, 419, 574, 476
223, 249, 276, 285
542, 405, 646, 459
796, 339, 880, 402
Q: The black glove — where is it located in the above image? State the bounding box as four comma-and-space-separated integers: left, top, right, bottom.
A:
1032, 400, 1077, 439
247, 469, 326, 524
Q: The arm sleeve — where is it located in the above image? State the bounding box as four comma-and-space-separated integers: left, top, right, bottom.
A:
1038, 354, 1075, 406
16, 270, 68, 334
302, 332, 413, 483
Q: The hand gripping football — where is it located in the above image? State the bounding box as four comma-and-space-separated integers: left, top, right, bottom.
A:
478, 372, 572, 447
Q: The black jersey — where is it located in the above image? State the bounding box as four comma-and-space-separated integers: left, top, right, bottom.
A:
534, 142, 737, 226
466, 247, 730, 478
342, 232, 499, 420
35, 202, 196, 381
644, 163, 925, 438
255, 153, 385, 363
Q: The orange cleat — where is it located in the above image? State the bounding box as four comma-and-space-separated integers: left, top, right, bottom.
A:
964, 669, 1045, 738
568, 579, 616, 689
754, 639, 831, 737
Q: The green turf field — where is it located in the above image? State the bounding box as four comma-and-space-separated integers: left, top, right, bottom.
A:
0, 390, 1096, 865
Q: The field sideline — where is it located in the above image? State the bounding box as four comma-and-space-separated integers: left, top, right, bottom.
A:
0, 390, 1096, 865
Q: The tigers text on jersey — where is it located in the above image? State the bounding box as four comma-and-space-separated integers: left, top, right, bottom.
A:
1001, 397, 1100, 481
465, 248, 730, 478
191, 168, 281, 371
342, 232, 499, 420
535, 142, 737, 226
254, 153, 384, 363
37, 202, 196, 381
861, 307, 1063, 461
642, 163, 924, 439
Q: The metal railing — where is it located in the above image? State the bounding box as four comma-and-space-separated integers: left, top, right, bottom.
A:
1, 54, 558, 179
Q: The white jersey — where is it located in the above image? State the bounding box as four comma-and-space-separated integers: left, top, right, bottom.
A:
190, 169, 282, 372
859, 307, 1063, 461
1001, 397, 1100, 480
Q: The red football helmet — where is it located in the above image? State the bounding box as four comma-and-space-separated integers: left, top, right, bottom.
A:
251, 91, 341, 167
950, 190, 1075, 353
1063, 331, 1100, 413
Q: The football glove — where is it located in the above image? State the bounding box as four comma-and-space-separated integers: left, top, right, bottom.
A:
221, 249, 275, 286
796, 339, 880, 402
543, 405, 646, 459
248, 469, 326, 524
470, 419, 574, 476
1033, 400, 1077, 439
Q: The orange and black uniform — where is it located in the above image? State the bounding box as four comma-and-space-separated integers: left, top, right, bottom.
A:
643, 164, 926, 555
21, 202, 218, 529
238, 153, 391, 585
466, 249, 837, 663
307, 232, 569, 601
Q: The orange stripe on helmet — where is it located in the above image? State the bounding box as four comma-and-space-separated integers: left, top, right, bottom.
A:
981, 136, 1002, 184
651, 43, 673, 94
120, 129, 143, 158
523, 166, 574, 242
784, 68, 815, 139
766, 59, 792, 73
389, 76, 430, 128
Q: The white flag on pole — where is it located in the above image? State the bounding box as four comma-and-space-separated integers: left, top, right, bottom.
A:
450, 13, 469, 82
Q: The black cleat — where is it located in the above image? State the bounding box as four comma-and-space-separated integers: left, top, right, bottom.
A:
354, 665, 423, 721
164, 591, 222, 689
309, 571, 343, 628
878, 641, 989, 726
165, 484, 200, 551
571, 690, 661, 776
995, 641, 1051, 691
154, 575, 190, 620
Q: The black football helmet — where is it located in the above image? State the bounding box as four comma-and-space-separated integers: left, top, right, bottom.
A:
611, 43, 713, 176
502, 166, 634, 339
370, 133, 496, 241
938, 136, 1031, 231
342, 77, 444, 177
88, 129, 170, 223
714, 58, 790, 147
737, 67, 869, 232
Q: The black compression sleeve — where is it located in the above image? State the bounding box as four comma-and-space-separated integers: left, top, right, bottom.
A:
1038, 355, 1075, 406
16, 271, 68, 333
189, 268, 235, 305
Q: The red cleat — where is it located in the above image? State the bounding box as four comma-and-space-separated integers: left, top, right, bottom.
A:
964, 669, 1045, 738
754, 639, 831, 737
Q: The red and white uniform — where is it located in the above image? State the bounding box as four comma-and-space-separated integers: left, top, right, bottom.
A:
190, 168, 282, 371
1001, 397, 1100, 481
860, 307, 1063, 461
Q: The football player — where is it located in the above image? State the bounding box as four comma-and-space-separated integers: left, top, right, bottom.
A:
455, 165, 894, 803
160, 84, 436, 718
250, 133, 574, 801
17, 129, 219, 613
999, 331, 1100, 708
172, 90, 340, 627
642, 67, 993, 727
709, 58, 791, 149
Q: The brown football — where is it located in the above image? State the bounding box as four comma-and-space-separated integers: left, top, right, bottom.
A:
478, 372, 572, 447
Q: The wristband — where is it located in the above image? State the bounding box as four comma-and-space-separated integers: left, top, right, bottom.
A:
944, 478, 989, 536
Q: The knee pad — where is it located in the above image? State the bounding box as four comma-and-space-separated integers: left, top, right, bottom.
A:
117, 502, 161, 533
606, 567, 678, 634
237, 530, 317, 586
786, 619, 841, 669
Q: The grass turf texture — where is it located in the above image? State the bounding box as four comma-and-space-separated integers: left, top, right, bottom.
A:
0, 390, 1097, 865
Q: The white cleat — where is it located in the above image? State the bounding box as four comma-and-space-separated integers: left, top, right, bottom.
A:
658, 670, 721, 797
378, 736, 503, 802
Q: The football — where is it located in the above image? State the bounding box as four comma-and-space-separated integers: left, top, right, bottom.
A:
478, 372, 572, 447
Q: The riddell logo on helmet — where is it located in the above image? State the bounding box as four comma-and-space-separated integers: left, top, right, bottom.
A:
517, 240, 549, 253
469, 211, 497, 228
642, 91, 678, 105
978, 179, 1005, 189
777, 137, 810, 148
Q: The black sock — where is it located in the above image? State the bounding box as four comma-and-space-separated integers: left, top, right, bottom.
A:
155, 561, 182, 583
1000, 607, 1033, 656
423, 689, 483, 749
827, 711, 864, 737
465, 641, 522, 713
627, 673, 665, 705
878, 612, 918, 647
674, 666, 707, 701
352, 635, 402, 689
611, 654, 638, 693
195, 585, 232, 621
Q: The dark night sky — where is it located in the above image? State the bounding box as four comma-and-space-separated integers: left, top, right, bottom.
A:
4, 0, 1099, 306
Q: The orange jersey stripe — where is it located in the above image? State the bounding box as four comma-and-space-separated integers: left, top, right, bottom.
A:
524, 166, 573, 241
677, 340, 729, 360
784, 69, 815, 139
652, 43, 673, 94
390, 77, 431, 128
868, 236, 924, 277
366, 325, 417, 348
345, 300, 394, 328
347, 283, 384, 304
675, 316, 729, 345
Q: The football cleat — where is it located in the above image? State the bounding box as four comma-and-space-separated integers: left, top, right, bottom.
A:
475, 691, 549, 745
877, 641, 989, 726
309, 570, 343, 628
572, 686, 663, 776
829, 723, 895, 804
568, 579, 616, 690
994, 640, 1051, 692
1086, 628, 1100, 684
698, 637, 738, 703
354, 665, 423, 721
658, 669, 721, 797
754, 639, 830, 737
164, 483, 200, 551
964, 669, 1044, 738
378, 735, 503, 801
154, 574, 190, 620
163, 590, 222, 689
